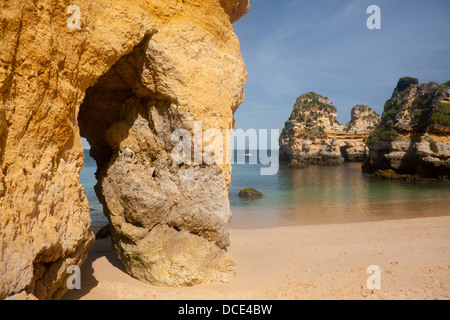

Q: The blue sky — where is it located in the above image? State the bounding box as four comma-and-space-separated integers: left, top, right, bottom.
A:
232, 0, 450, 130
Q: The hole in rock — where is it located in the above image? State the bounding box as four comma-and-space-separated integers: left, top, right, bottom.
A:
77, 34, 174, 234
79, 37, 150, 233
80, 139, 108, 233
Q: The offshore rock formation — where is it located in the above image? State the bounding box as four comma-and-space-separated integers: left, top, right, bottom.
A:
0, 0, 248, 299
238, 188, 263, 199
340, 105, 380, 162
279, 93, 344, 167
279, 93, 379, 167
363, 77, 450, 179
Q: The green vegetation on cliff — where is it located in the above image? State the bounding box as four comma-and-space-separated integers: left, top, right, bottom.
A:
367, 98, 402, 144
368, 77, 416, 144
442, 80, 450, 88
367, 128, 399, 144
431, 102, 450, 126
368, 78, 450, 144
395, 77, 419, 91
303, 126, 327, 140
290, 92, 336, 120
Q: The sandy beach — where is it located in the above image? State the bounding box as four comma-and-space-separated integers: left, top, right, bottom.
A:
62, 216, 450, 300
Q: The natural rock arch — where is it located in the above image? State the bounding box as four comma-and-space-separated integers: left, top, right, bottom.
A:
78, 33, 237, 287
0, 0, 248, 299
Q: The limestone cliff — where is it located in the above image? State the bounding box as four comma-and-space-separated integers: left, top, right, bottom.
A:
279, 93, 344, 167
0, 0, 248, 299
340, 105, 380, 162
363, 77, 450, 179
279, 93, 380, 167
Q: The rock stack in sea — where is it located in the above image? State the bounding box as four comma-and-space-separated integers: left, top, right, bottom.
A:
363, 77, 450, 179
0, 0, 249, 299
279, 92, 380, 167
340, 105, 380, 162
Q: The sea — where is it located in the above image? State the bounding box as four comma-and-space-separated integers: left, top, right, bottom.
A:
82, 149, 450, 231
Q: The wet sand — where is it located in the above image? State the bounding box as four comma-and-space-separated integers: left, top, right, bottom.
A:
62, 216, 450, 300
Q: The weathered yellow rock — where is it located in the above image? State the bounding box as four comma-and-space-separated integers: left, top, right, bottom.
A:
364, 78, 450, 178
280, 93, 380, 165
1, 0, 248, 298
219, 0, 250, 23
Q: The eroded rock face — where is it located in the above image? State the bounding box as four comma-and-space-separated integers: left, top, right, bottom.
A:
79, 3, 247, 286
279, 93, 344, 167
363, 78, 450, 179
0, 0, 247, 298
347, 105, 380, 135
279, 93, 380, 167
219, 0, 250, 23
340, 105, 380, 162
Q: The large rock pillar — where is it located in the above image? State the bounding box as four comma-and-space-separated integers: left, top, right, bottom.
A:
1, 0, 248, 298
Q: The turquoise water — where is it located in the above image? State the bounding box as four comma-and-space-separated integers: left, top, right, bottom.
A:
81, 150, 450, 230
80, 152, 106, 230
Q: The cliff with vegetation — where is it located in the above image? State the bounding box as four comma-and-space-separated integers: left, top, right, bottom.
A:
0, 0, 248, 299
363, 77, 450, 179
279, 93, 380, 167
340, 105, 380, 162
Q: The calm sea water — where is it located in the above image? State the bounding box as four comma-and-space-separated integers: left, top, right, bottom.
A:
81, 150, 450, 230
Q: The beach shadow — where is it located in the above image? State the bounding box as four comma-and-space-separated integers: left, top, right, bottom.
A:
61, 237, 126, 300
61, 246, 99, 300
103, 242, 127, 273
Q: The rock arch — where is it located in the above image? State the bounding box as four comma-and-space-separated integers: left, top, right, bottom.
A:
0, 0, 248, 299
